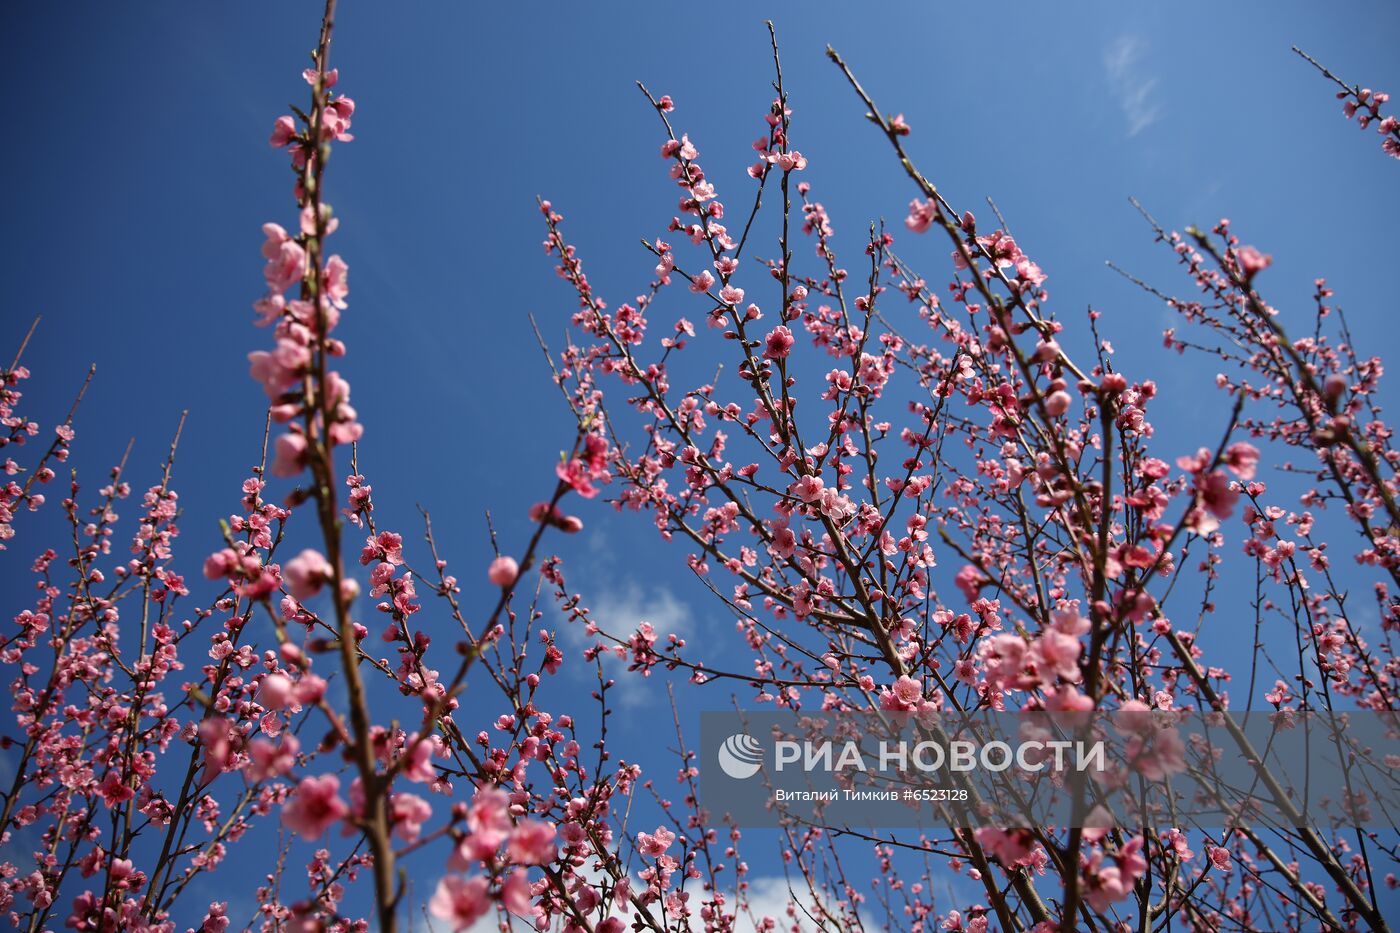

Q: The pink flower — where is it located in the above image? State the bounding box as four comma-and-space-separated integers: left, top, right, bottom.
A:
322, 96, 355, 142
500, 869, 533, 917
488, 556, 519, 587
199, 717, 238, 777
98, 770, 134, 807
1190, 470, 1238, 533
390, 792, 433, 842
637, 826, 676, 858
258, 672, 293, 709
773, 150, 807, 172
974, 827, 1037, 867
203, 548, 237, 580
270, 432, 308, 478
954, 564, 986, 602
689, 270, 715, 293
529, 501, 584, 533
1322, 373, 1349, 401
261, 224, 307, 293
247, 338, 311, 398
769, 521, 796, 559
556, 458, 602, 498
401, 732, 443, 783
199, 902, 229, 933
323, 255, 350, 309
293, 673, 327, 705
283, 548, 331, 601
1044, 390, 1072, 417
453, 785, 512, 863
281, 774, 348, 839
269, 115, 297, 148
507, 819, 557, 865
880, 675, 924, 711
763, 325, 795, 360
791, 475, 824, 503
905, 198, 937, 234
246, 735, 299, 781
1223, 441, 1259, 480
430, 875, 490, 931
303, 67, 339, 88
1207, 845, 1232, 872
1083, 836, 1147, 912
1236, 245, 1272, 277
1031, 630, 1082, 684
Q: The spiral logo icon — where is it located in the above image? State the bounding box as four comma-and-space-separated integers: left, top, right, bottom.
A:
717, 733, 764, 780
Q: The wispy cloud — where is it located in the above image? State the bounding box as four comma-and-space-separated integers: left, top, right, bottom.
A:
1103, 35, 1161, 137
455, 872, 834, 933
555, 579, 698, 707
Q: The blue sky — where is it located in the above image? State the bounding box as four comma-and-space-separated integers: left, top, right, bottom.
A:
3, 1, 1399, 926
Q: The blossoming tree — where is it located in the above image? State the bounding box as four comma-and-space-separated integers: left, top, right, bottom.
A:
2, 4, 1397, 932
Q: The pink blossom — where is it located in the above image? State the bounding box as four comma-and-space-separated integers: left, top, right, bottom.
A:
322, 95, 355, 142
401, 732, 443, 783
270, 432, 308, 477
880, 675, 924, 711
773, 150, 807, 172
954, 564, 986, 602
974, 827, 1037, 867
303, 67, 339, 88
199, 717, 238, 777
323, 254, 350, 309
281, 774, 348, 839
791, 474, 824, 503
293, 673, 327, 705
1236, 245, 1272, 277
261, 224, 307, 293
1044, 390, 1072, 417
637, 825, 676, 858
390, 792, 433, 842
1207, 845, 1232, 872
1083, 837, 1147, 912
269, 115, 297, 148
905, 198, 937, 233
507, 819, 558, 865
529, 500, 583, 532
555, 458, 596, 497
203, 547, 237, 580
283, 548, 331, 600
1223, 441, 1259, 480
763, 325, 795, 360
500, 869, 533, 917
1030, 630, 1082, 683
1190, 470, 1238, 533
488, 555, 519, 587
246, 735, 299, 781
98, 770, 133, 807
258, 672, 293, 709
429, 875, 490, 931
456, 785, 512, 862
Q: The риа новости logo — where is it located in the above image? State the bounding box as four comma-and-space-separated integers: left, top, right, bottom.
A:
717, 733, 764, 779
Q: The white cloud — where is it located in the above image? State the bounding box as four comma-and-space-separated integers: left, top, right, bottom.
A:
733, 875, 821, 932
555, 579, 698, 707
450, 872, 820, 933
1103, 35, 1161, 137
